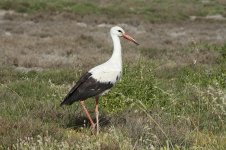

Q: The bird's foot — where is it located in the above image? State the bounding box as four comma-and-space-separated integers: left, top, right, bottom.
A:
90, 124, 100, 135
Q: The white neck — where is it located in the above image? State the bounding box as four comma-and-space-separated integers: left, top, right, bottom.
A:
108, 34, 122, 69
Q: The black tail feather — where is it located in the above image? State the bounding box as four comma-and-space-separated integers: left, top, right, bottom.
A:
60, 96, 76, 106
60, 72, 92, 106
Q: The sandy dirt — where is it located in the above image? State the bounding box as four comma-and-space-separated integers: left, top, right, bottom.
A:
0, 10, 225, 70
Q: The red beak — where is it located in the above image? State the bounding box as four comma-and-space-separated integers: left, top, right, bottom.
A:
122, 33, 139, 45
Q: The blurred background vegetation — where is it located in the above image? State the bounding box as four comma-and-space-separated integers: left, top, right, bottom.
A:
0, 0, 226, 22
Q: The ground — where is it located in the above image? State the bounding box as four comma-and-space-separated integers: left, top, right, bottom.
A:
0, 1, 226, 149
0, 10, 226, 69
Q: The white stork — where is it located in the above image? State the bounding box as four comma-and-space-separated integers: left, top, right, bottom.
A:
60, 26, 139, 134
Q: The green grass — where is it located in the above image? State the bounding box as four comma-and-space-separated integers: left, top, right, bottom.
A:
0, 0, 226, 22
0, 43, 226, 149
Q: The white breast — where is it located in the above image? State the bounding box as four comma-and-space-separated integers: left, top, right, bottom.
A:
89, 63, 122, 84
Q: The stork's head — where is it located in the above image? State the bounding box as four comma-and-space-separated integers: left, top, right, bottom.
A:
110, 26, 139, 45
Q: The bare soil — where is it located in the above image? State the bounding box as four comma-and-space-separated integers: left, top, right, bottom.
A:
0, 10, 225, 70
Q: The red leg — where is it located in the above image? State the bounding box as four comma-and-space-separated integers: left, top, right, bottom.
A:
95, 97, 99, 135
80, 100, 95, 128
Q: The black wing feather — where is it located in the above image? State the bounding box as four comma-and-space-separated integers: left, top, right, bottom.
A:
60, 72, 113, 106
60, 72, 92, 106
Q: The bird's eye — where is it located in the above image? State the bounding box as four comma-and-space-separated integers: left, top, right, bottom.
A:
118, 30, 122, 33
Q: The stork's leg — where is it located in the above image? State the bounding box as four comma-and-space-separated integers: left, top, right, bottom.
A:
95, 96, 99, 135
80, 100, 95, 128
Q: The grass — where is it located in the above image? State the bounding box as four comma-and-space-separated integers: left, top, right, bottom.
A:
0, 0, 226, 22
0, 42, 226, 149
